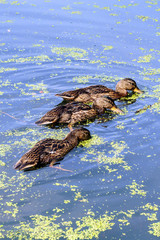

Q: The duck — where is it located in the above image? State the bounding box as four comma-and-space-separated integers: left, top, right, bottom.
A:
14, 127, 91, 171
35, 96, 122, 130
55, 78, 142, 103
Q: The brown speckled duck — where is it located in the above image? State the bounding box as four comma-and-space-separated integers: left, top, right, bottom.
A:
35, 96, 122, 130
14, 128, 91, 171
55, 78, 142, 103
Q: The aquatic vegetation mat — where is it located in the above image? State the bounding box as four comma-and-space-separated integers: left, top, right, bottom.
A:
1, 0, 160, 239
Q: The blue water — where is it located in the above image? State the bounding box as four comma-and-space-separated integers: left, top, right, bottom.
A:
1, 0, 160, 239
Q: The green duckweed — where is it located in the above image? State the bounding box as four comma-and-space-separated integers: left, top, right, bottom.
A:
51, 47, 88, 60
149, 222, 160, 237
126, 180, 147, 197
6, 210, 115, 240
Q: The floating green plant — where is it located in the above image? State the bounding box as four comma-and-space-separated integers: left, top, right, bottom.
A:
146, 0, 158, 5
126, 180, 147, 197
72, 74, 119, 84
0, 0, 7, 4
140, 212, 157, 221
0, 160, 5, 166
71, 11, 81, 14
0, 67, 17, 73
141, 67, 160, 76
72, 75, 92, 84
137, 15, 149, 21
116, 122, 125, 129
141, 203, 158, 211
74, 191, 88, 202
25, 82, 49, 94
102, 45, 113, 51
64, 200, 71, 204
0, 144, 12, 157
114, 3, 138, 8
61, 5, 71, 10
0, 171, 35, 222
5, 202, 160, 239
88, 59, 106, 67
32, 44, 44, 47
136, 15, 158, 22
6, 210, 115, 240
93, 5, 111, 11
51, 47, 88, 60
0, 226, 4, 238
0, 55, 51, 64
133, 54, 153, 63
0, 171, 34, 191
80, 134, 105, 148
81, 140, 131, 171
3, 202, 19, 218
149, 222, 160, 237
0, 80, 48, 99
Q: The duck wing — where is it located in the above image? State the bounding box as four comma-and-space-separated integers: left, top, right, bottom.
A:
38, 138, 74, 166
51, 102, 92, 127
84, 85, 123, 99
88, 87, 120, 100
14, 139, 48, 171
35, 105, 66, 125
65, 102, 91, 112
64, 102, 95, 126
35, 102, 90, 126
39, 139, 65, 165
14, 139, 64, 171
55, 85, 118, 101
37, 138, 73, 165
84, 85, 108, 93
55, 88, 88, 101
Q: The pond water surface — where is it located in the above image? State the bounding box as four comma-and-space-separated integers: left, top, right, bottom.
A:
1, 0, 160, 239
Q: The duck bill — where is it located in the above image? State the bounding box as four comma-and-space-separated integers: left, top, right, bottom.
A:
111, 106, 123, 114
133, 87, 143, 94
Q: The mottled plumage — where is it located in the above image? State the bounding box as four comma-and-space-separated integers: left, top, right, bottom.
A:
14, 128, 91, 171
55, 78, 142, 102
35, 97, 122, 129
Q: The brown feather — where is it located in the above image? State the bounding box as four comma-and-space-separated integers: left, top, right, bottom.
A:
35, 97, 122, 128
14, 128, 91, 171
55, 78, 142, 102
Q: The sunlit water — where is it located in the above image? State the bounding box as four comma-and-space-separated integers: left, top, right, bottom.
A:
1, 0, 160, 239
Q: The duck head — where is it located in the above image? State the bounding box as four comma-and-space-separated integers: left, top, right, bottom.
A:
93, 96, 123, 114
115, 78, 143, 96
69, 127, 91, 142
14, 155, 38, 171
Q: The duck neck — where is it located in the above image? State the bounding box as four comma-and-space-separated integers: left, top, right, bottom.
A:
115, 85, 128, 97
65, 133, 79, 147
92, 103, 105, 114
